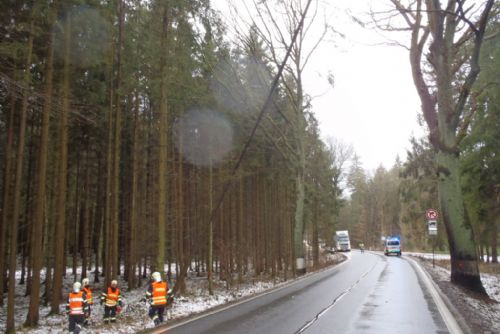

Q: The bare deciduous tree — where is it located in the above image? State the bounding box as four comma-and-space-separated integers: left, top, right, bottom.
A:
374, 0, 495, 293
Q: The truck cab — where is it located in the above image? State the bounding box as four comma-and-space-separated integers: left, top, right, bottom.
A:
384, 237, 401, 256
334, 230, 351, 252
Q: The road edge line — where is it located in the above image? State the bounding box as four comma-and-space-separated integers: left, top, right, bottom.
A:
406, 256, 468, 334
151, 254, 352, 333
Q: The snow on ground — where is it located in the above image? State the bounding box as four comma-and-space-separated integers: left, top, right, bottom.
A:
408, 252, 500, 302
1, 252, 496, 333
414, 255, 500, 334
0, 253, 345, 333
406, 252, 499, 263
480, 273, 500, 303
421, 258, 500, 303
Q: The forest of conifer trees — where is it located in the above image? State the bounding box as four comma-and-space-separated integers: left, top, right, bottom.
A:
0, 0, 498, 332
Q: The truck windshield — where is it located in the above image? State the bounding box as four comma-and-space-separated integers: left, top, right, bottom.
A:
387, 241, 400, 246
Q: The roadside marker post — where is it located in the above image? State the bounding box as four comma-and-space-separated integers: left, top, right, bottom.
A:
432, 237, 435, 268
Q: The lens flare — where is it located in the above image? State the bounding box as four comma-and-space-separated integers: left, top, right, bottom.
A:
173, 108, 234, 167
55, 6, 111, 67
210, 57, 271, 114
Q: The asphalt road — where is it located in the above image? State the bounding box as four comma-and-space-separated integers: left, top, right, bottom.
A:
152, 252, 451, 334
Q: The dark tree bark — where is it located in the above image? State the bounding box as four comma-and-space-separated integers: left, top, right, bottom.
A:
388, 0, 494, 293
0, 97, 15, 307
6, 16, 34, 331
51, 9, 71, 314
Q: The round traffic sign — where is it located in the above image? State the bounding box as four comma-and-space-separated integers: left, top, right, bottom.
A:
426, 209, 438, 220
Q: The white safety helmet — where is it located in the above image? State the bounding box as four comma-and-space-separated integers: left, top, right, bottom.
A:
151, 272, 162, 282
111, 280, 118, 287
82, 278, 89, 286
73, 282, 81, 293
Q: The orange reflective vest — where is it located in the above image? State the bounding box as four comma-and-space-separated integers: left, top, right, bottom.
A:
151, 281, 168, 306
104, 287, 120, 307
83, 287, 93, 305
68, 291, 85, 315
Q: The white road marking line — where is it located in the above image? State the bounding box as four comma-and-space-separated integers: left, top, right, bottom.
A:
294, 257, 380, 334
153, 255, 353, 333
406, 256, 463, 334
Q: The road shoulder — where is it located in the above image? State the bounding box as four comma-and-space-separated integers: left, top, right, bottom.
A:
406, 256, 464, 334
409, 256, 500, 334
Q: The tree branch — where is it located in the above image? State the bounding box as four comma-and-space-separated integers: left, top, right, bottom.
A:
451, 0, 495, 130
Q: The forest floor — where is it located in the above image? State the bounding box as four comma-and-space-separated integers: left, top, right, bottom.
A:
0, 251, 345, 333
1, 252, 498, 333
411, 255, 500, 334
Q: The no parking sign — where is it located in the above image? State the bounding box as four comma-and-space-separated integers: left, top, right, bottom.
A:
426, 209, 438, 236
426, 209, 439, 220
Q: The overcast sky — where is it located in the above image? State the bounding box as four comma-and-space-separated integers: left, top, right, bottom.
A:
301, 0, 426, 172
215, 0, 426, 172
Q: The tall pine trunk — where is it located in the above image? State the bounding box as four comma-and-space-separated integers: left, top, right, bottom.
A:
0, 96, 15, 308
111, 0, 124, 280
104, 44, 114, 285
491, 217, 498, 263
176, 132, 187, 293
312, 200, 319, 268
127, 92, 140, 288
51, 11, 71, 314
26, 6, 56, 325
81, 152, 91, 279
157, 3, 169, 274
207, 161, 213, 295
293, 68, 306, 275
6, 17, 34, 332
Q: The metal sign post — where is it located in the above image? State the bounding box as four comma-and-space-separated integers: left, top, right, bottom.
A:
428, 220, 438, 267
432, 237, 435, 268
426, 209, 439, 268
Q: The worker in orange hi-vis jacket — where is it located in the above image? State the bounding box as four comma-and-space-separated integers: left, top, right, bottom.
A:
100, 279, 123, 324
81, 278, 93, 326
66, 282, 89, 334
145, 272, 170, 327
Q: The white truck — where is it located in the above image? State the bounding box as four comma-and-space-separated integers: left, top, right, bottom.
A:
334, 230, 351, 252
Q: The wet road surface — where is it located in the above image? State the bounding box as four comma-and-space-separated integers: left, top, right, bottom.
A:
153, 252, 450, 334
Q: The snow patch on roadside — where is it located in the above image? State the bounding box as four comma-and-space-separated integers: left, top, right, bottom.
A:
406, 252, 499, 263
0, 254, 346, 333
412, 254, 500, 334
